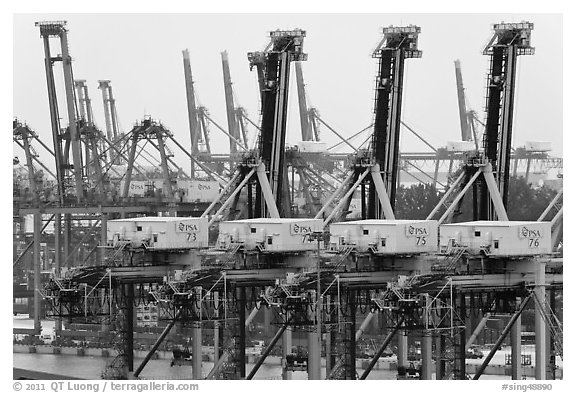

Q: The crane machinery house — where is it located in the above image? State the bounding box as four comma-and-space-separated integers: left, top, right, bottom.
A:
329, 219, 438, 255
217, 218, 323, 252
107, 216, 209, 250
439, 221, 552, 257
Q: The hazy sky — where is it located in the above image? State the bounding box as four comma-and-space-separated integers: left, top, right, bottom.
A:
12, 13, 563, 173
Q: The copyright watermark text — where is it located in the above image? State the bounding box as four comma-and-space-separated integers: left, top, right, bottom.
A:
13, 381, 199, 393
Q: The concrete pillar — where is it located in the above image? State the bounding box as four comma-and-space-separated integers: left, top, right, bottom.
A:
33, 212, 42, 335
397, 330, 408, 369
421, 331, 433, 380
282, 326, 292, 380
511, 313, 522, 380
534, 260, 546, 380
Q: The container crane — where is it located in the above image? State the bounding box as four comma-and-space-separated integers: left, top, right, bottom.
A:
74, 80, 108, 196
98, 80, 122, 165
221, 50, 247, 153
202, 29, 306, 223
13, 119, 57, 205
428, 23, 533, 223
183, 49, 211, 177
316, 25, 422, 226
36, 21, 84, 203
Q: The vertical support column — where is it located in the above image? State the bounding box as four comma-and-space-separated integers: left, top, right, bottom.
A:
511, 312, 522, 380
125, 283, 135, 373
397, 329, 408, 371
54, 213, 61, 274
54, 213, 62, 333
213, 291, 220, 364
534, 260, 546, 380
238, 287, 246, 379
347, 290, 357, 380
282, 326, 292, 380
435, 333, 446, 379
548, 289, 556, 380
263, 306, 272, 336
192, 287, 203, 379
63, 214, 71, 268
307, 295, 321, 380
421, 332, 432, 379
458, 292, 467, 380
326, 321, 332, 376
33, 212, 42, 335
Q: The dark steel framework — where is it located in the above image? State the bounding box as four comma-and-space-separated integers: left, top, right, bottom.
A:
369, 25, 422, 218
480, 22, 534, 219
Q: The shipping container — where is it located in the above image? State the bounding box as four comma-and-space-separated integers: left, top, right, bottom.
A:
329, 219, 438, 255
439, 220, 551, 257
107, 216, 209, 250
217, 218, 323, 253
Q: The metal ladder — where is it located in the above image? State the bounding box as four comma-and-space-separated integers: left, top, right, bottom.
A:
445, 246, 467, 271
106, 240, 130, 264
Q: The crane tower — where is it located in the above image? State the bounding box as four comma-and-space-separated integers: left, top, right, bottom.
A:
369, 25, 422, 217
481, 22, 534, 219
